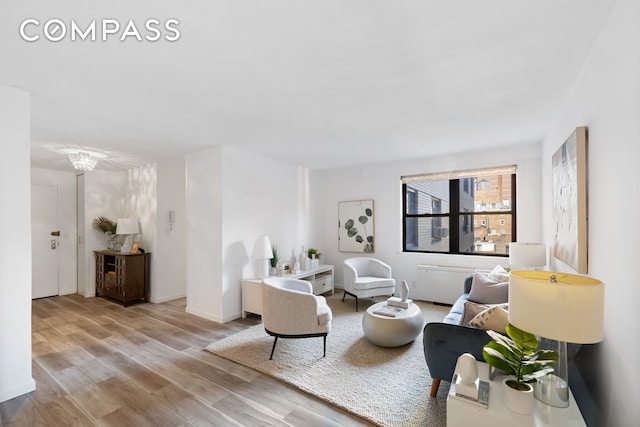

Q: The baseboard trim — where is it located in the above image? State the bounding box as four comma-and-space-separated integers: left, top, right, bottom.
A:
0, 377, 36, 404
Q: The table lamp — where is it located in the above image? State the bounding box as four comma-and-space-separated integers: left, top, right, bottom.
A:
508, 270, 604, 407
509, 242, 546, 269
252, 235, 273, 279
116, 218, 140, 253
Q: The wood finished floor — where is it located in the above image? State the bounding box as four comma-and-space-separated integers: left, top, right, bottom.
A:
0, 294, 375, 427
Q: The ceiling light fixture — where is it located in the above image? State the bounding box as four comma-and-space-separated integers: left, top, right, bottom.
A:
68, 152, 99, 171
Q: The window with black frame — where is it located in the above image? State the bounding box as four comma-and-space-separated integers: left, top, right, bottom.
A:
401, 166, 516, 256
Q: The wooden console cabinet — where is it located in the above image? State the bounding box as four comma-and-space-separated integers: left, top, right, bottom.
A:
94, 251, 150, 307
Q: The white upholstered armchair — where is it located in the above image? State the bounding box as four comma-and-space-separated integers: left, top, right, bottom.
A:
343, 257, 396, 311
262, 277, 333, 360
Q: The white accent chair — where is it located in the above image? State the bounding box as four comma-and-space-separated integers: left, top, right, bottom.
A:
262, 277, 333, 360
343, 257, 396, 311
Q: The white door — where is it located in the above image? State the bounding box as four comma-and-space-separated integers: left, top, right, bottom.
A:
32, 184, 59, 299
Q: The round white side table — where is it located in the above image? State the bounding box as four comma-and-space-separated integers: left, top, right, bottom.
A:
362, 301, 424, 347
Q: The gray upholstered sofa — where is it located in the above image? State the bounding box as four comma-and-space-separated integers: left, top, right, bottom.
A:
422, 274, 492, 397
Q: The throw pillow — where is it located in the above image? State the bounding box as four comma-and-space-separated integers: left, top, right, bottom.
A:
459, 301, 489, 326
468, 305, 509, 334
487, 264, 510, 283
468, 271, 509, 304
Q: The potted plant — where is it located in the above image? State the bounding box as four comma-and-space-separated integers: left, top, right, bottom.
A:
307, 248, 321, 268
482, 323, 558, 414
92, 216, 118, 250
269, 245, 279, 276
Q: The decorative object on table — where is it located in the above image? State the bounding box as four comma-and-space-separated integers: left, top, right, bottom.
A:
92, 216, 118, 250
450, 353, 489, 407
387, 296, 412, 309
308, 248, 321, 269
399, 279, 409, 301
116, 218, 140, 254
509, 242, 546, 269
552, 126, 588, 273
482, 323, 558, 415
388, 282, 412, 308
338, 199, 374, 253
372, 304, 404, 317
508, 270, 603, 408
251, 235, 273, 279
299, 246, 307, 271
269, 245, 279, 276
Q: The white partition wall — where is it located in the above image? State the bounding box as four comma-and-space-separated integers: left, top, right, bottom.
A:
0, 86, 36, 402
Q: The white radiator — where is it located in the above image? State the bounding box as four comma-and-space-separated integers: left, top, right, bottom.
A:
416, 265, 487, 305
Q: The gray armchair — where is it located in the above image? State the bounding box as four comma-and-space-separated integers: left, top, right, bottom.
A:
262, 277, 333, 360
342, 257, 396, 311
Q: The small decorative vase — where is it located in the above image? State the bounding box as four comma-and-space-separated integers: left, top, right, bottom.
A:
299, 246, 306, 271
310, 254, 319, 269
503, 378, 534, 415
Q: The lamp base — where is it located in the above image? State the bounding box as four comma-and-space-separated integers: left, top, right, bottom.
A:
256, 259, 269, 279
534, 374, 569, 407
121, 235, 133, 253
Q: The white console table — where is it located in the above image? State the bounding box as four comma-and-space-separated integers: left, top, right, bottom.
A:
447, 362, 586, 427
241, 265, 334, 318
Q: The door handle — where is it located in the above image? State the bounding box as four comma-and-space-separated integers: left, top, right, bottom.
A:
51, 240, 57, 250
51, 231, 60, 236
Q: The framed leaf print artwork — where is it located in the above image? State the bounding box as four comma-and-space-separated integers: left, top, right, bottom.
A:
338, 200, 374, 253
552, 126, 588, 273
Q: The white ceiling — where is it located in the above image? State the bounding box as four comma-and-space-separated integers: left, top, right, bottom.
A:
1, 1, 617, 171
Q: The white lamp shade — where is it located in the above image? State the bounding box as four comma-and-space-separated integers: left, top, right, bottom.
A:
251, 236, 273, 260
509, 242, 546, 267
116, 218, 140, 235
508, 270, 604, 343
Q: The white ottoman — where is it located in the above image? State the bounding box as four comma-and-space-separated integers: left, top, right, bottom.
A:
362, 301, 425, 347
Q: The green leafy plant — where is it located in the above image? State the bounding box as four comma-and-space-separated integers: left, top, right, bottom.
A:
343, 202, 374, 252
483, 323, 558, 391
92, 216, 117, 235
270, 245, 279, 268
307, 248, 321, 259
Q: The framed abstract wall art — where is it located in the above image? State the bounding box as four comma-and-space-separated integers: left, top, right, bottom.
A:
552, 126, 588, 273
338, 199, 374, 253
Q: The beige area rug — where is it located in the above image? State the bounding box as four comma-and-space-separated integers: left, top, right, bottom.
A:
205, 294, 450, 427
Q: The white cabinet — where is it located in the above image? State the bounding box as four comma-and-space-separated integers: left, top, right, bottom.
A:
241, 265, 334, 318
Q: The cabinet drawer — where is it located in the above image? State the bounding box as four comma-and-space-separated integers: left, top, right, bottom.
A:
105, 272, 117, 286
312, 275, 333, 295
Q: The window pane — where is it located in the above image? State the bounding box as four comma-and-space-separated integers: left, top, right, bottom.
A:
404, 217, 450, 252
460, 214, 513, 255
473, 174, 512, 212
405, 181, 450, 214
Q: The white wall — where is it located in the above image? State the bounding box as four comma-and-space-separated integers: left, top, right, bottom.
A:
311, 143, 542, 295
541, 1, 640, 425
154, 159, 187, 303
0, 86, 35, 402
31, 168, 78, 295
221, 147, 310, 321
186, 146, 310, 322
80, 169, 128, 296
186, 147, 224, 321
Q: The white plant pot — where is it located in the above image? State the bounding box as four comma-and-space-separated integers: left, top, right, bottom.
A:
503, 378, 534, 415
